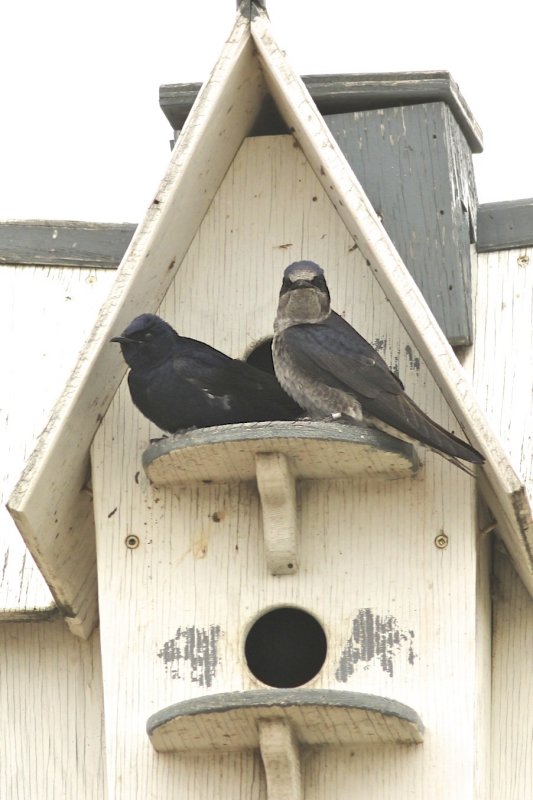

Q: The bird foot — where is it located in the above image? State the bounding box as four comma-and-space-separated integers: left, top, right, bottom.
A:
296, 412, 348, 424
324, 413, 367, 426
171, 425, 198, 436
149, 435, 169, 445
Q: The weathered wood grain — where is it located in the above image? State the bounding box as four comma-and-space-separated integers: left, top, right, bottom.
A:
326, 103, 476, 345
490, 547, 533, 800
255, 452, 298, 575
0, 620, 105, 798
464, 246, 533, 496
259, 719, 302, 800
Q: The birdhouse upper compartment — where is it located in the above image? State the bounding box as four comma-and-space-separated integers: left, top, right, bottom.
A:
88, 128, 479, 796
5, 5, 533, 800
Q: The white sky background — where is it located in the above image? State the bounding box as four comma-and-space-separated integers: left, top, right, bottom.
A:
0, 0, 531, 224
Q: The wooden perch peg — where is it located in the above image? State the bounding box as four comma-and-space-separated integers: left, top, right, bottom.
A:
255, 452, 298, 575
258, 718, 302, 800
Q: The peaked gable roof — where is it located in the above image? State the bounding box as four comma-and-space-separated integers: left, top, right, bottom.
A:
8, 1, 533, 637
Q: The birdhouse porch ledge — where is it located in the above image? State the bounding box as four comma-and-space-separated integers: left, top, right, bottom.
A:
147, 687, 425, 751
143, 420, 419, 576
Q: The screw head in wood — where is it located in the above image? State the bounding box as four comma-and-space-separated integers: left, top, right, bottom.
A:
434, 532, 449, 549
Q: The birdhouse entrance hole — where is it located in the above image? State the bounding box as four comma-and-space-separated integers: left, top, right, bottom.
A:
245, 606, 327, 688
245, 337, 275, 375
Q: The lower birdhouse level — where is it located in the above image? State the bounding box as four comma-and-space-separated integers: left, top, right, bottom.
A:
147, 689, 423, 800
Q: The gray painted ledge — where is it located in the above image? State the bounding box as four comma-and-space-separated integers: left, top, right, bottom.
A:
3, 200, 531, 269
0, 220, 137, 267
477, 199, 533, 252
147, 688, 424, 752
142, 420, 420, 486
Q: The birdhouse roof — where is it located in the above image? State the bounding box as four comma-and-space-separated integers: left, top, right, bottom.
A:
7, 0, 533, 637
159, 69, 483, 153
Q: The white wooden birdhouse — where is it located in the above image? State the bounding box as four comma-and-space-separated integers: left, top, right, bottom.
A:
4, 3, 533, 799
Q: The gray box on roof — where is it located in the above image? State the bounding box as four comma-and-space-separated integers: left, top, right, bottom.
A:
326, 101, 477, 345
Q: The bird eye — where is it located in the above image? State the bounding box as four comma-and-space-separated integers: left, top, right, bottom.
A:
281, 278, 293, 293
144, 331, 153, 339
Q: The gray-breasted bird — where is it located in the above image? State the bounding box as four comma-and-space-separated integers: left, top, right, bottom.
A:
272, 260, 484, 467
111, 313, 301, 433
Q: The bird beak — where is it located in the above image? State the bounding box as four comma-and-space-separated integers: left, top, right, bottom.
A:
290, 279, 315, 290
110, 335, 133, 344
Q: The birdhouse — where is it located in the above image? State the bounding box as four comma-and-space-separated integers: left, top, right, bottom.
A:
4, 3, 533, 799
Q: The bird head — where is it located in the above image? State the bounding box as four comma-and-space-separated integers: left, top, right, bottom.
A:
111, 313, 179, 370
275, 261, 331, 331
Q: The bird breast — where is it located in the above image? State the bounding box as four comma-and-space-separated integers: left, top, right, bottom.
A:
272, 333, 363, 421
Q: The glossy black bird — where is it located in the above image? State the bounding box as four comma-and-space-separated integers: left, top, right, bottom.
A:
272, 260, 484, 467
111, 313, 302, 432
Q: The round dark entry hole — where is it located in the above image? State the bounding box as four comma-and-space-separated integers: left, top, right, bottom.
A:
245, 338, 275, 375
245, 606, 327, 688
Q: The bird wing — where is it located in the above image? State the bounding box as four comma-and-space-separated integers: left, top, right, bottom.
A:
282, 311, 404, 400
171, 337, 300, 417
170, 343, 236, 401
172, 340, 273, 396
282, 313, 483, 463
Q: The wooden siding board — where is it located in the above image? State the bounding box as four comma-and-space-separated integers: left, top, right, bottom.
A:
0, 621, 106, 799
464, 246, 533, 496
491, 547, 533, 800
325, 103, 475, 345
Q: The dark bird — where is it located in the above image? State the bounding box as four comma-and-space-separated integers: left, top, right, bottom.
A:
111, 313, 302, 433
272, 260, 484, 467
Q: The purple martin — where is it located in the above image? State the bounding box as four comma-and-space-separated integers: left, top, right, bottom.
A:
111, 313, 301, 433
272, 261, 484, 467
